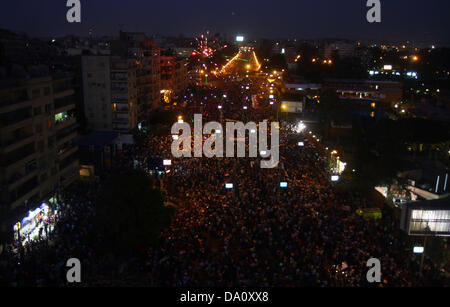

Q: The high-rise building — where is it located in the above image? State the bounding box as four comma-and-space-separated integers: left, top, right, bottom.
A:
82, 32, 161, 132
0, 73, 79, 240
160, 50, 189, 103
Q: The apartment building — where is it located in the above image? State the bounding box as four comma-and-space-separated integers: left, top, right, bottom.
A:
160, 50, 189, 101
114, 31, 161, 115
0, 73, 79, 240
82, 55, 139, 132
81, 32, 161, 133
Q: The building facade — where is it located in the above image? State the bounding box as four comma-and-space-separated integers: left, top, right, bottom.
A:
0, 74, 79, 240
82, 32, 162, 133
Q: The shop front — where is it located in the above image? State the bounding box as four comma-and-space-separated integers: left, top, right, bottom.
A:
13, 196, 59, 247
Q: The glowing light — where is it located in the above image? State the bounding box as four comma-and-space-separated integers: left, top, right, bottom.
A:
413, 246, 424, 254
253, 51, 261, 70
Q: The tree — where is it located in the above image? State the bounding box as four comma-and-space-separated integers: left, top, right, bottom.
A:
95, 169, 175, 253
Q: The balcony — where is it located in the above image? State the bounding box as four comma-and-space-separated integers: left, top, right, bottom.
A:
0, 107, 33, 129
58, 144, 78, 160
4, 168, 39, 191
113, 123, 129, 132
111, 93, 128, 102
53, 77, 74, 97
1, 132, 35, 153
55, 117, 77, 130
54, 96, 76, 112
56, 127, 77, 146
111, 72, 127, 81
60, 163, 80, 187
10, 176, 39, 209
1, 143, 36, 169
0, 89, 30, 112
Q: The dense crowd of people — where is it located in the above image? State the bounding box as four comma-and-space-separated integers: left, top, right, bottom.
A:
0, 76, 448, 287
144, 133, 447, 286
0, 183, 97, 286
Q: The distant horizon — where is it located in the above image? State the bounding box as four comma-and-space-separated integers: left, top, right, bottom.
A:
0, 0, 449, 45
2, 27, 449, 48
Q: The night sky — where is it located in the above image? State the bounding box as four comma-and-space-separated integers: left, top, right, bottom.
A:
0, 0, 449, 42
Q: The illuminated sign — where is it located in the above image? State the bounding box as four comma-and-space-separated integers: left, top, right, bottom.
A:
413, 246, 424, 253
236, 36, 244, 42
